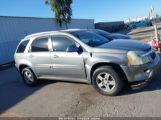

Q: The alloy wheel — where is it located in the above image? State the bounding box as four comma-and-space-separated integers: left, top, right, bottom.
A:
23, 70, 34, 84
96, 72, 116, 92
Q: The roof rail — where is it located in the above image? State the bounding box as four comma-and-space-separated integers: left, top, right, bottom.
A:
25, 31, 58, 38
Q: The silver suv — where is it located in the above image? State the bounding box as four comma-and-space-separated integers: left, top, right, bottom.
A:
14, 29, 160, 96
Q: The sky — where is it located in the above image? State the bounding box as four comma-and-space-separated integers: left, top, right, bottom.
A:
0, 0, 161, 22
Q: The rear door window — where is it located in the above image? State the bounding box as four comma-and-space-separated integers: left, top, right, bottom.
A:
16, 40, 29, 53
31, 37, 49, 52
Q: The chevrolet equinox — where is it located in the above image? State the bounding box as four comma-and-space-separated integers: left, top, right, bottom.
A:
14, 29, 160, 96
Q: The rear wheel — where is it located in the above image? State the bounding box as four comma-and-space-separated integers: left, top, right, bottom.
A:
92, 66, 123, 96
22, 67, 38, 87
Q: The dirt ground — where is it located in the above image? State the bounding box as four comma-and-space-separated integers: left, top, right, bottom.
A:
128, 23, 161, 42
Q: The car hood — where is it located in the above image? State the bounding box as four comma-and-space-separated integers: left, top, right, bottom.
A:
109, 33, 130, 39
94, 39, 151, 52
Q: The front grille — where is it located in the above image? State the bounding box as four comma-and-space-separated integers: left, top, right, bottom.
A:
150, 52, 156, 60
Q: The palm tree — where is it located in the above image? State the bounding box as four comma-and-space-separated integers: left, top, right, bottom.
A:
45, 0, 73, 28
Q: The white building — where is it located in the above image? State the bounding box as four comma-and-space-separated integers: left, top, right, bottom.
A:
0, 16, 94, 64
125, 16, 148, 23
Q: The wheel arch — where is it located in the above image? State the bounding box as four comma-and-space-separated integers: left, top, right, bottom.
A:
19, 64, 38, 79
19, 64, 30, 73
18, 62, 34, 74
90, 62, 128, 84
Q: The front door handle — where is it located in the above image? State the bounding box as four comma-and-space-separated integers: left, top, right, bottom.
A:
53, 55, 59, 58
29, 54, 34, 58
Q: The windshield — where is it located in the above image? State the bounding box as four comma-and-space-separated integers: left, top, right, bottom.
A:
94, 30, 111, 39
70, 31, 109, 47
94, 30, 130, 40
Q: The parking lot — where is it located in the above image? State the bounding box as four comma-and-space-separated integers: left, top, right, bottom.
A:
1, 26, 161, 117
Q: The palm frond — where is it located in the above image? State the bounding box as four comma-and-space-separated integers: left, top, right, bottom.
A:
45, 0, 73, 27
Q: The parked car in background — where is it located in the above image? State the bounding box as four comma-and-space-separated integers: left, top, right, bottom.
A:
14, 29, 160, 96
90, 29, 130, 40
128, 20, 152, 29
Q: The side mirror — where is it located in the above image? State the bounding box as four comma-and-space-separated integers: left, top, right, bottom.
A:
67, 44, 83, 53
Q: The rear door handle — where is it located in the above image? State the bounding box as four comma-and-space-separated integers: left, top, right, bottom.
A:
53, 55, 59, 58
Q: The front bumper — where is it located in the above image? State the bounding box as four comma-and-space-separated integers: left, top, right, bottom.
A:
121, 53, 161, 83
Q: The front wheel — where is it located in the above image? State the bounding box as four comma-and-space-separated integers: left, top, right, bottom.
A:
92, 66, 123, 96
22, 67, 38, 87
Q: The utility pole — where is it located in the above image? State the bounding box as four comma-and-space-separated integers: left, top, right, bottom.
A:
154, 24, 159, 41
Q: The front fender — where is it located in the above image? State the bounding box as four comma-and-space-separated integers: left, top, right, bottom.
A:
84, 53, 127, 83
91, 53, 127, 66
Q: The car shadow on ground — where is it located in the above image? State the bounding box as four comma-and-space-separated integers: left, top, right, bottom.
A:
120, 75, 161, 96
0, 67, 56, 114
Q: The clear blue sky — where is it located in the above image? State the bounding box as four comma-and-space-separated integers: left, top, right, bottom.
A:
0, 0, 161, 22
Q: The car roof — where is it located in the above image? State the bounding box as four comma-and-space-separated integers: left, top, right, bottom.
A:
24, 31, 59, 39
24, 29, 108, 41
24, 29, 85, 39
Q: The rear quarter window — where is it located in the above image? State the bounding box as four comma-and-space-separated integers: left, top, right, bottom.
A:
16, 40, 29, 53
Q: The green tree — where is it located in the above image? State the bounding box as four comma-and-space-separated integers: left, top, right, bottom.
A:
45, 0, 73, 28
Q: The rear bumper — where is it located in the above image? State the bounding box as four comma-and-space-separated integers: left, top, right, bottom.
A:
121, 53, 161, 83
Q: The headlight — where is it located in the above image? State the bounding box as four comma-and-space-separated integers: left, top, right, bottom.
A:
127, 51, 151, 65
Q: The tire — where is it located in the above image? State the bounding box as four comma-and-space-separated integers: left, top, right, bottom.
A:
22, 67, 38, 87
92, 66, 123, 96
